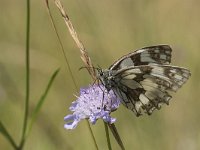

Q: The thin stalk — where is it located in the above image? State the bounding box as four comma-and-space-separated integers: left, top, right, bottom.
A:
19, 0, 30, 149
86, 121, 99, 150
45, 0, 78, 90
104, 122, 112, 150
0, 122, 18, 149
46, 0, 99, 149
54, 0, 96, 80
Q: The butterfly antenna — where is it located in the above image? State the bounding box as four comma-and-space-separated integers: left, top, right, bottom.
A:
79, 66, 99, 71
97, 64, 102, 70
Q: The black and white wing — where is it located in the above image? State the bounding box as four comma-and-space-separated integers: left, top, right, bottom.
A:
109, 45, 172, 70
113, 64, 191, 116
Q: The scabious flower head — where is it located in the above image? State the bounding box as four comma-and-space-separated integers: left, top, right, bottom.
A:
64, 84, 120, 129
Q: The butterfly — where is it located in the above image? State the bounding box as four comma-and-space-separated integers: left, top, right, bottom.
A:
97, 45, 191, 116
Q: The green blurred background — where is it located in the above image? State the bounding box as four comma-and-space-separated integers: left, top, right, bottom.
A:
0, 0, 199, 150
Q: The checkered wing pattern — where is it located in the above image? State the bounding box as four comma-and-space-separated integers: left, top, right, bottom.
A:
109, 45, 172, 70
99, 45, 190, 116
113, 65, 190, 116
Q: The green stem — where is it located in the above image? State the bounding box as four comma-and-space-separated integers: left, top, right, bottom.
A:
86, 120, 99, 150
19, 0, 30, 149
104, 122, 112, 150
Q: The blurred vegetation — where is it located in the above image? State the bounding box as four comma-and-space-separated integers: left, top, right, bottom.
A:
0, 0, 199, 150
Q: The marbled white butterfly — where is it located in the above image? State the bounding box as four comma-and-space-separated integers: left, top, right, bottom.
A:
98, 45, 191, 116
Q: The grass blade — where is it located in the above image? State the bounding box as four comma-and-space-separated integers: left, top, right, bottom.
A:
26, 68, 60, 137
0, 121, 18, 149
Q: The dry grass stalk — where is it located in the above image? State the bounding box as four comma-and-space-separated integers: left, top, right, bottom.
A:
53, 1, 124, 149
54, 0, 96, 80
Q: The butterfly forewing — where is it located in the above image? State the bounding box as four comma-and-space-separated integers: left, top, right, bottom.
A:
109, 45, 172, 70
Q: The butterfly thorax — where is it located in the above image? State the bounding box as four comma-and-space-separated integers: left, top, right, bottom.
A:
97, 69, 117, 91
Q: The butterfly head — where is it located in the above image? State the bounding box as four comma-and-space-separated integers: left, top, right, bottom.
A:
96, 68, 114, 91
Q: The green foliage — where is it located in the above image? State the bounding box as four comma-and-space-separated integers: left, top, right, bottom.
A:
0, 0, 60, 149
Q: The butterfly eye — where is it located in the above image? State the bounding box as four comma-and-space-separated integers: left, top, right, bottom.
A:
97, 69, 103, 76
99, 72, 103, 76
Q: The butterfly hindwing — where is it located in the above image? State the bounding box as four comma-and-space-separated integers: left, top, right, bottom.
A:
113, 65, 190, 115
114, 85, 171, 116
109, 45, 172, 70
117, 65, 190, 92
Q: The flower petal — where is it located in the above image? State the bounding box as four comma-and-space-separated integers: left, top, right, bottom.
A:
64, 119, 79, 129
64, 114, 80, 129
64, 84, 121, 129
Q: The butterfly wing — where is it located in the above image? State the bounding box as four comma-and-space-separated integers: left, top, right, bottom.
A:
109, 45, 172, 70
113, 64, 190, 116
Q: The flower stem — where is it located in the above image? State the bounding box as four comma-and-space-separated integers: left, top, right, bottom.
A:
19, 0, 30, 149
86, 121, 99, 150
104, 122, 112, 150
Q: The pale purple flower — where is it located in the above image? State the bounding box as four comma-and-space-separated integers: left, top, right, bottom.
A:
64, 84, 120, 129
